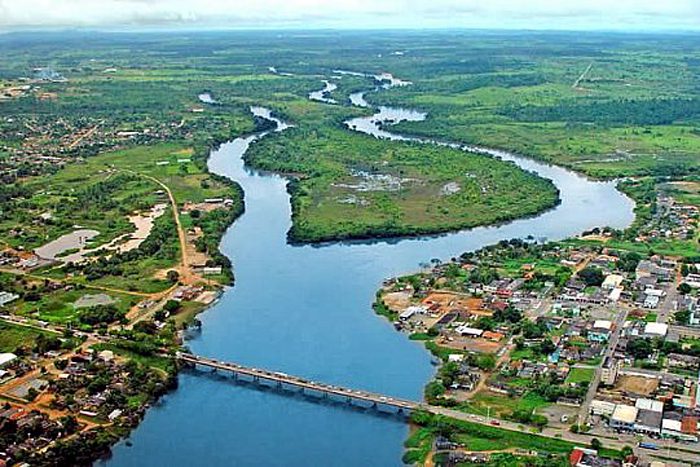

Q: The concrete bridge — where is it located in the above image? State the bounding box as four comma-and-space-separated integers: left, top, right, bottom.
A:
177, 352, 422, 412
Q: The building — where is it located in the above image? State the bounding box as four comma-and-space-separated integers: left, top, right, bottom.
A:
455, 326, 483, 338
589, 320, 613, 342
602, 275, 624, 290
661, 417, 698, 442
666, 353, 700, 369
0, 353, 17, 369
590, 400, 616, 417
635, 398, 664, 413
601, 357, 622, 386
610, 405, 638, 431
635, 409, 663, 435
644, 322, 668, 338
0, 291, 19, 307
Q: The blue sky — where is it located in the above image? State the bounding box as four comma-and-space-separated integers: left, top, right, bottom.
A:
0, 0, 699, 31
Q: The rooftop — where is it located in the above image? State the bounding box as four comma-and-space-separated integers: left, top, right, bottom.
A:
612, 405, 638, 424
644, 322, 668, 336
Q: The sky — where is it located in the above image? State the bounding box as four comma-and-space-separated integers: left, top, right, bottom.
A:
0, 0, 700, 31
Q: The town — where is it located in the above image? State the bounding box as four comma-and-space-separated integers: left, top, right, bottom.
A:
377, 177, 700, 466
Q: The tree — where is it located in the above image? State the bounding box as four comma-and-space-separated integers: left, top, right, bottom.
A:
164, 300, 181, 314
166, 270, 180, 283
133, 320, 158, 335
627, 338, 653, 360
60, 415, 80, 434
578, 267, 604, 287
26, 387, 39, 401
590, 438, 602, 451
678, 282, 691, 295
538, 338, 556, 356
621, 446, 634, 458
675, 309, 691, 325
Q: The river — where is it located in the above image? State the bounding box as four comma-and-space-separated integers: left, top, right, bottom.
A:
100, 82, 634, 467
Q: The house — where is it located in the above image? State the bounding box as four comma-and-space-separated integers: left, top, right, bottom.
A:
602, 274, 624, 290
666, 353, 700, 369
610, 405, 638, 431
571, 448, 622, 467
661, 417, 698, 442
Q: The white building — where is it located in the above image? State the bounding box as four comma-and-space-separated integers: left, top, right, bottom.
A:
455, 326, 483, 338
610, 404, 638, 430
644, 322, 669, 338
0, 353, 17, 368
590, 400, 616, 417
0, 291, 19, 307
602, 274, 624, 290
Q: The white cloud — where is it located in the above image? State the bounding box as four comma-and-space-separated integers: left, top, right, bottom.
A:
0, 0, 698, 30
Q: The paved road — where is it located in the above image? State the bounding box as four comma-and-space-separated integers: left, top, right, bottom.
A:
577, 304, 629, 425
659, 269, 681, 324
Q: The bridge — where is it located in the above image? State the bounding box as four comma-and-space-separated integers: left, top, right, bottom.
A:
177, 352, 422, 412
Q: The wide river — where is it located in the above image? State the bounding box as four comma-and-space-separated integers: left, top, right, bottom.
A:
101, 83, 634, 466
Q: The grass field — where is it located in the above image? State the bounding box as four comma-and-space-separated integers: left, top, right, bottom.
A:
565, 368, 595, 385
464, 391, 550, 420
0, 320, 59, 353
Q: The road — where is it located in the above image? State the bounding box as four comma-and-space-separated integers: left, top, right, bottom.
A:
137, 173, 198, 286
659, 267, 681, 324
577, 304, 629, 425
68, 120, 104, 149
573, 62, 594, 89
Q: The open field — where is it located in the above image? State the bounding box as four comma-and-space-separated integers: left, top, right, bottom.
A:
0, 320, 59, 353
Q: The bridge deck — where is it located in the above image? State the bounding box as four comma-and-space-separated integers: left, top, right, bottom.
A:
178, 353, 421, 410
